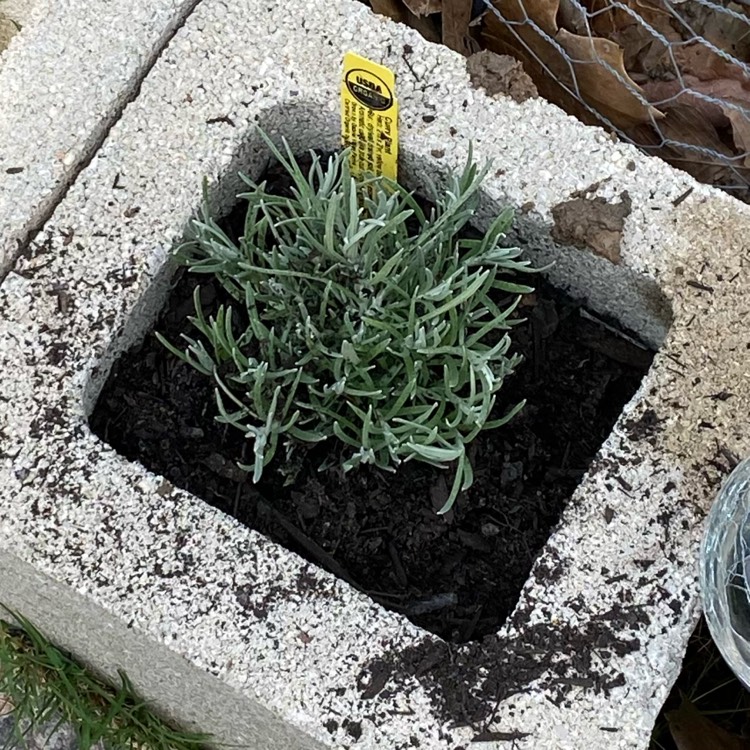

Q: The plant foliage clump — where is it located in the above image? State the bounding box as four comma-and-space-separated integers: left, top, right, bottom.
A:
160, 137, 534, 513
0, 611, 208, 750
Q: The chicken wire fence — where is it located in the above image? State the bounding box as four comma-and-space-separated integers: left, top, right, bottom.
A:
474, 0, 750, 200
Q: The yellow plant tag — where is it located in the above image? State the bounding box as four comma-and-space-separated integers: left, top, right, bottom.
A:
341, 51, 398, 182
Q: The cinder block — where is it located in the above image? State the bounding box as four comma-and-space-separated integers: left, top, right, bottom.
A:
1, 0, 749, 747
0, 0, 202, 278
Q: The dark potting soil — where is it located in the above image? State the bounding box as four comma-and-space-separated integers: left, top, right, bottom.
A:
89, 167, 654, 644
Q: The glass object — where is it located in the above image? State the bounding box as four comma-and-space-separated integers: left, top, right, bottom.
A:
701, 458, 750, 689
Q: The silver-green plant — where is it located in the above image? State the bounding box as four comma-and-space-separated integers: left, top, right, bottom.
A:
158, 136, 534, 513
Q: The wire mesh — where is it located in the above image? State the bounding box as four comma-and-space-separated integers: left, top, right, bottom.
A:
477, 0, 750, 200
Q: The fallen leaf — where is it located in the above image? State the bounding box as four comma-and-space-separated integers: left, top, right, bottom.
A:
551, 192, 632, 263
674, 41, 750, 84
490, 0, 558, 36
403, 0, 442, 15
482, 1, 662, 128
482, 14, 600, 125
641, 75, 750, 165
679, 0, 750, 63
370, 0, 442, 42
725, 104, 750, 164
555, 28, 663, 127
558, 0, 589, 35
668, 697, 750, 750
598, 0, 680, 78
394, 0, 750, 195
586, 0, 673, 39
625, 104, 750, 194
611, 23, 673, 78
467, 49, 538, 101
369, 0, 403, 21
641, 78, 729, 127
442, 0, 473, 52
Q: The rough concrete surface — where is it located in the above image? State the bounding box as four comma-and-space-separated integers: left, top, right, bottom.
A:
0, 0, 203, 279
0, 711, 83, 750
0, 0, 749, 748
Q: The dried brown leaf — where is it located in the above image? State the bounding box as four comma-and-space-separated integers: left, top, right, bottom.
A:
724, 103, 750, 165
489, 0, 558, 37
585, 0, 672, 38
558, 0, 589, 35
442, 0, 473, 52
675, 42, 750, 85
572, 0, 680, 81
629, 102, 731, 155
611, 26, 670, 77
370, 0, 442, 42
641, 78, 727, 126
625, 104, 750, 194
482, 0, 750, 194
674, 76, 750, 108
483, 1, 661, 128
680, 0, 750, 62
667, 698, 750, 750
555, 28, 663, 126
370, 0, 407, 22
403, 0, 443, 15
642, 74, 750, 161
483, 10, 601, 124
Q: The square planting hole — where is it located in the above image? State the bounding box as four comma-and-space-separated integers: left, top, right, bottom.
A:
89, 150, 660, 643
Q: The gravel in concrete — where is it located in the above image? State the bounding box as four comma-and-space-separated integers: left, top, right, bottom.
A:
1, 0, 749, 747
0, 0, 202, 279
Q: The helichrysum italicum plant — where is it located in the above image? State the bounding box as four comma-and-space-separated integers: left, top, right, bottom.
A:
158, 136, 534, 513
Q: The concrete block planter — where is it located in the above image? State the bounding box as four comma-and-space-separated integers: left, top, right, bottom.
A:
1, 0, 749, 748
0, 0, 202, 278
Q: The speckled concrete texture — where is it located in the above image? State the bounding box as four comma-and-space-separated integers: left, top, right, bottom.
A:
0, 0, 748, 748
0, 707, 87, 750
0, 0, 203, 279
